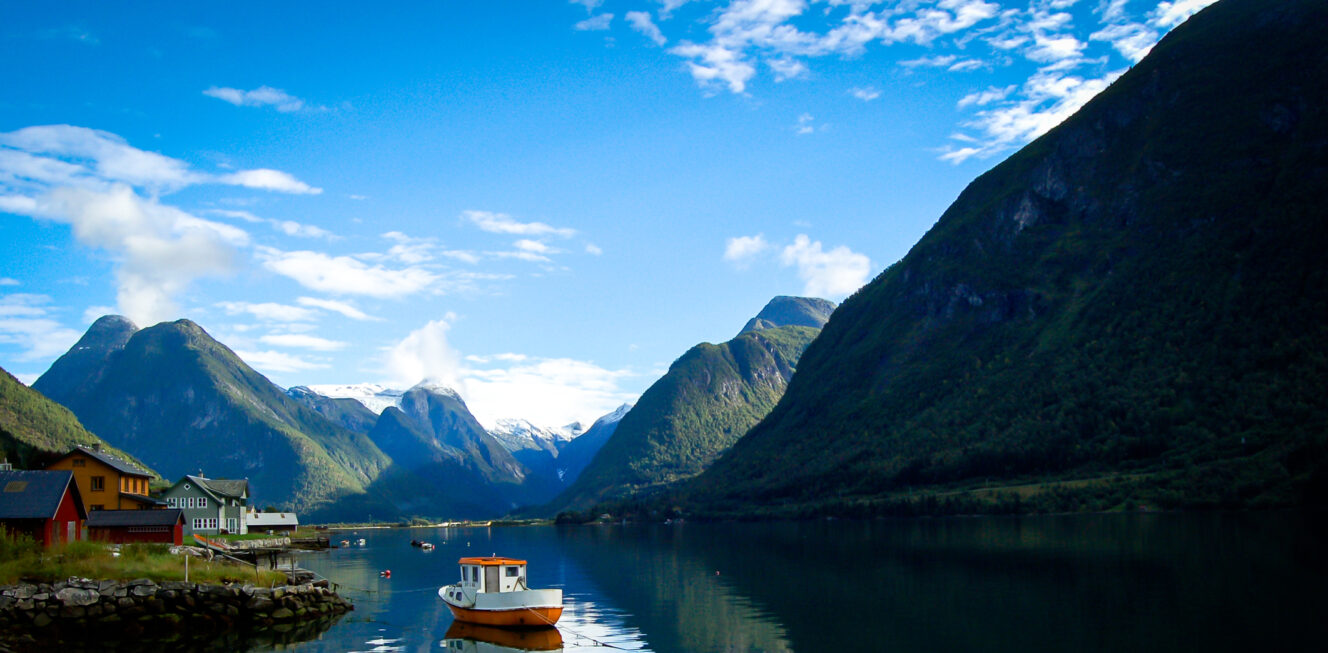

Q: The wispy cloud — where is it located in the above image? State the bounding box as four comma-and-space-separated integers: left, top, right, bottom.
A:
203, 86, 305, 112
216, 301, 318, 323
575, 14, 614, 31
234, 349, 328, 373
260, 333, 347, 351
462, 210, 576, 238
0, 294, 83, 362
626, 11, 667, 46
256, 247, 441, 298
849, 86, 881, 101
296, 297, 380, 322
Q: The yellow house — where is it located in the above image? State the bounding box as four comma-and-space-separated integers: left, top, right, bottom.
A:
46, 445, 161, 511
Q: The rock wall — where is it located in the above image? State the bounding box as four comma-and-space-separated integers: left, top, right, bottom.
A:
0, 577, 351, 647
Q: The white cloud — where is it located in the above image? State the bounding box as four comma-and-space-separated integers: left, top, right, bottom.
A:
216, 301, 318, 323
795, 113, 817, 135
585, 243, 603, 256
0, 294, 83, 362
260, 333, 347, 351
9, 185, 247, 325
779, 234, 871, 299
768, 56, 809, 81
900, 54, 959, 68
513, 239, 553, 254
209, 209, 334, 239
669, 42, 757, 94
297, 296, 380, 321
234, 349, 328, 373
1150, 0, 1217, 28
942, 67, 1122, 163
626, 11, 667, 45
462, 210, 576, 238
0, 125, 196, 191
385, 317, 636, 428
570, 0, 604, 10
849, 86, 881, 101
0, 278, 17, 286
217, 169, 322, 195
385, 317, 463, 390
257, 247, 441, 298
724, 234, 770, 268
203, 86, 305, 112
575, 13, 614, 31
957, 84, 1015, 108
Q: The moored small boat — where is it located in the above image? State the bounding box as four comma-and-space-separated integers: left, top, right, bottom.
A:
439, 556, 563, 627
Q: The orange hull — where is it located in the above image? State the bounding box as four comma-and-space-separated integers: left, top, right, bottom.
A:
446, 603, 564, 627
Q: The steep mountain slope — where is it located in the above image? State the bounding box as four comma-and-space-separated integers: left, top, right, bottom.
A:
545, 297, 833, 513
353, 383, 540, 518
686, 0, 1328, 516
556, 404, 632, 485
740, 296, 835, 334
32, 315, 137, 405
34, 318, 391, 512
0, 365, 154, 473
287, 386, 379, 435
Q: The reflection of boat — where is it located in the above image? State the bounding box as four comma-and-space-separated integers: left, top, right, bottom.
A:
439, 556, 563, 627
442, 622, 563, 651
357, 538, 366, 546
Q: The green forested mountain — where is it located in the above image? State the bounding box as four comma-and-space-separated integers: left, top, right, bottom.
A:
33, 318, 391, 513
357, 384, 547, 518
0, 365, 154, 474
544, 297, 833, 514
287, 385, 380, 435
683, 0, 1328, 517
740, 296, 835, 334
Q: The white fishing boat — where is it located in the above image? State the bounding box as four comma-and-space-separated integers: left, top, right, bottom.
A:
439, 556, 563, 627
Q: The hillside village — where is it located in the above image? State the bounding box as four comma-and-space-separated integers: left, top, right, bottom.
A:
0, 444, 297, 548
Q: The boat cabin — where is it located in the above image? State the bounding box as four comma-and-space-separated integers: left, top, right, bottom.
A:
457, 556, 527, 594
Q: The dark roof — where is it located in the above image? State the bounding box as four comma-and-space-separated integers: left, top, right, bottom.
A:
62, 446, 152, 478
86, 508, 184, 528
122, 493, 167, 507
195, 477, 248, 499
0, 470, 79, 520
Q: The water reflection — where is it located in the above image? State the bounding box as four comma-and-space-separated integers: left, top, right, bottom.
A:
279, 513, 1327, 653
442, 622, 564, 651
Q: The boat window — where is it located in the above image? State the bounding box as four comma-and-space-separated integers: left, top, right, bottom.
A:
506, 566, 520, 577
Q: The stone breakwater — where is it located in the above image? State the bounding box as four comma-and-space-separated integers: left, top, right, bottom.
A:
0, 577, 351, 643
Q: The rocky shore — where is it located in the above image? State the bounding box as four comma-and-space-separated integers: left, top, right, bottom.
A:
0, 577, 352, 650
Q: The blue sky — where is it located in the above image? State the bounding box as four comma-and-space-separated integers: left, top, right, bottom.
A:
0, 0, 1214, 428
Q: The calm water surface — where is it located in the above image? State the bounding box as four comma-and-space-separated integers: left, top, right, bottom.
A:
274, 512, 1326, 653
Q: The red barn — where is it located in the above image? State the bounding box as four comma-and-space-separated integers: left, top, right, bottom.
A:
0, 469, 86, 547
87, 508, 185, 545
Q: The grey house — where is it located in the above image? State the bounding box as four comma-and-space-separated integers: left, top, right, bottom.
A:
161, 475, 250, 536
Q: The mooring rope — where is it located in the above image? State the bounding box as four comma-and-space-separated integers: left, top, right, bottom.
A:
521, 606, 636, 651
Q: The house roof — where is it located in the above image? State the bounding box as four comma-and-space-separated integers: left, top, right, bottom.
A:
122, 493, 167, 507
86, 508, 184, 528
246, 511, 298, 527
0, 470, 82, 520
174, 475, 249, 501
60, 446, 152, 478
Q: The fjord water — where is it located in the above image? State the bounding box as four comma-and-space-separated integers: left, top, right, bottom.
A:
284, 513, 1325, 652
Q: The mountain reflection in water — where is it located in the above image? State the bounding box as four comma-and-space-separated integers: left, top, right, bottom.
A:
276, 513, 1324, 653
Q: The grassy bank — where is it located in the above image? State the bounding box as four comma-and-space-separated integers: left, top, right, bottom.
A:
0, 529, 286, 585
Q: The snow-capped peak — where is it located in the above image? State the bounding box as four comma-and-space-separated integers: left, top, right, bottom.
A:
410, 380, 461, 400
302, 383, 406, 414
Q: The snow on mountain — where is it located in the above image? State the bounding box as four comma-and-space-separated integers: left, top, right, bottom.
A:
488, 418, 583, 455
302, 383, 406, 414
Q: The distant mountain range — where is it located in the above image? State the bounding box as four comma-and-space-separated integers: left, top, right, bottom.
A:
541, 296, 835, 515
678, 0, 1328, 517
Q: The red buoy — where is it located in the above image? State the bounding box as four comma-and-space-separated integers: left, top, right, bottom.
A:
380, 569, 392, 578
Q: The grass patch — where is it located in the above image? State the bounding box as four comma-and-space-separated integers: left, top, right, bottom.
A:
0, 527, 287, 585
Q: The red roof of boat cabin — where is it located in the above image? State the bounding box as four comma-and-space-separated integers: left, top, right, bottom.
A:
458, 556, 527, 566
